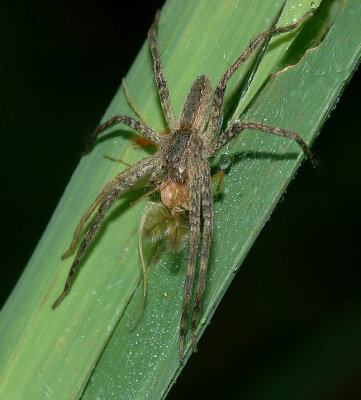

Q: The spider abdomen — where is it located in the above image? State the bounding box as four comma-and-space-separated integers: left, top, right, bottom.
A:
160, 178, 189, 210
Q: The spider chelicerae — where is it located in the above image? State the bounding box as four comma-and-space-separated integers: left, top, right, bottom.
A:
52, 10, 315, 360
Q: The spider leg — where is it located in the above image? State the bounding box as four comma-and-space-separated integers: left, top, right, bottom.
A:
122, 78, 150, 126
52, 158, 155, 309
191, 160, 213, 351
62, 156, 155, 259
179, 169, 201, 361
148, 23, 177, 130
204, 10, 311, 142
84, 115, 162, 154
207, 121, 315, 165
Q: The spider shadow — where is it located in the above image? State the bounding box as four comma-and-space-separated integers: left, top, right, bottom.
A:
230, 149, 302, 164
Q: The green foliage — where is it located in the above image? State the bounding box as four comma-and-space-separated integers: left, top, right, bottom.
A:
0, 0, 360, 399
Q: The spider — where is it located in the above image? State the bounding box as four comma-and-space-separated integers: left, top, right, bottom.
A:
52, 10, 315, 361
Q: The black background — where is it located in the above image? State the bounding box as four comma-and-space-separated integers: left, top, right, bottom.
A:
1, 1, 360, 399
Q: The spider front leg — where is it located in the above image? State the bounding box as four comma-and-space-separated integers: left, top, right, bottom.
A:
207, 121, 315, 165
204, 10, 312, 142
179, 171, 201, 361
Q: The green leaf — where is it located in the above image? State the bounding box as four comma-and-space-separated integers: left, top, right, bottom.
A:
0, 0, 359, 399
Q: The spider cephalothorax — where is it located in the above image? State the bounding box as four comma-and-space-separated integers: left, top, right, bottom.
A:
52, 10, 314, 360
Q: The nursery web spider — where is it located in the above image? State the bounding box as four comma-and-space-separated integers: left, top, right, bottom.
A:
52, 10, 315, 360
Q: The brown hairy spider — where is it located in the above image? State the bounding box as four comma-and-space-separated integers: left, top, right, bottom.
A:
52, 10, 315, 360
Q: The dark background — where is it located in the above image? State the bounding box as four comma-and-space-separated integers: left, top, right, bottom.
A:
1, 1, 360, 399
